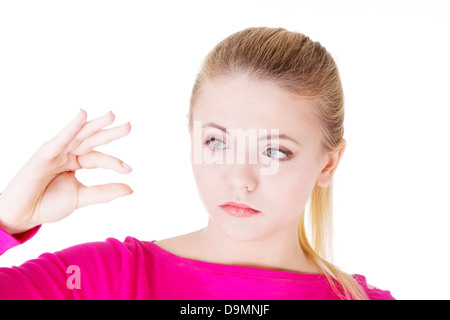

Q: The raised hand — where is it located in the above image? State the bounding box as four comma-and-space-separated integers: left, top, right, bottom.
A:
0, 110, 133, 235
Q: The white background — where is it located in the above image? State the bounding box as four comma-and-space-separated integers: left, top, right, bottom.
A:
0, 0, 449, 300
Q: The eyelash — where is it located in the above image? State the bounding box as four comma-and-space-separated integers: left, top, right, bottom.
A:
204, 136, 293, 160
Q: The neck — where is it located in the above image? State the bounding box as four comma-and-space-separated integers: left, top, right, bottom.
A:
191, 218, 320, 274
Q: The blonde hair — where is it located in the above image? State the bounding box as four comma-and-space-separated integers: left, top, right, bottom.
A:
187, 27, 368, 300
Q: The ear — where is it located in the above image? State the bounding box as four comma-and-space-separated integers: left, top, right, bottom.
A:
315, 139, 346, 188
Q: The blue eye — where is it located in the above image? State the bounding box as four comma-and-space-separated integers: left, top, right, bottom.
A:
205, 137, 227, 150
266, 148, 289, 159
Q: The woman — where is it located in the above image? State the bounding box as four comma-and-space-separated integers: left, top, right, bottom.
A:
0, 27, 394, 300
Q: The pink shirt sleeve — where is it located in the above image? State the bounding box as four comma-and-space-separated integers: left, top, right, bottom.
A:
0, 194, 140, 299
0, 225, 137, 299
0, 225, 41, 255
353, 274, 395, 300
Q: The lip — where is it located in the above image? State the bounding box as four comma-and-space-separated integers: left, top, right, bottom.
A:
219, 201, 260, 218
220, 201, 258, 210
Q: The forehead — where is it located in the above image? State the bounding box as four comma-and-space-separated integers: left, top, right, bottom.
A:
193, 76, 321, 141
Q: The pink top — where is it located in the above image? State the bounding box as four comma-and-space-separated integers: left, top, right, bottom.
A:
0, 226, 394, 300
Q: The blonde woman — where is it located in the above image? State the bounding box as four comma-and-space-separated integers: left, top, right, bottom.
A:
0, 27, 394, 300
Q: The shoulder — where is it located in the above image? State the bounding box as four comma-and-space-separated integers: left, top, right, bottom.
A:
151, 230, 204, 260
48, 236, 143, 273
56, 236, 138, 258
352, 274, 395, 300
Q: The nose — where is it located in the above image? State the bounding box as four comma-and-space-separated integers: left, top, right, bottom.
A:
225, 162, 258, 192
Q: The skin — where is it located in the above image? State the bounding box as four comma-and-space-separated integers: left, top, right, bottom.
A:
154, 74, 346, 274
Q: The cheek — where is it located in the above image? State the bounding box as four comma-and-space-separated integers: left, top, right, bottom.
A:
191, 163, 224, 207
267, 166, 317, 214
270, 179, 309, 213
192, 161, 224, 185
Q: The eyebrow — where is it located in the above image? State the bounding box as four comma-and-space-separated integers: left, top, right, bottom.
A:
202, 122, 301, 146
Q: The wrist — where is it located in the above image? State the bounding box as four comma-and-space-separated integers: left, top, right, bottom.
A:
0, 192, 37, 235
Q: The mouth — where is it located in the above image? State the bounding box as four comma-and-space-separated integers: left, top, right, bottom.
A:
219, 201, 260, 218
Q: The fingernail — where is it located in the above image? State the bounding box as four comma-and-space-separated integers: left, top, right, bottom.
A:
121, 122, 131, 130
122, 162, 132, 170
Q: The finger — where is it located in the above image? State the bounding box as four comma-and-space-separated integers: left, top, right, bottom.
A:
66, 111, 115, 153
77, 151, 132, 174
45, 110, 88, 157
77, 183, 133, 208
71, 122, 132, 156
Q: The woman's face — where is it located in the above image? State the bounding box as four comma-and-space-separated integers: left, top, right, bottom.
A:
189, 74, 337, 243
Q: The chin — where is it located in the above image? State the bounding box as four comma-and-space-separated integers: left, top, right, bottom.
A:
210, 217, 270, 243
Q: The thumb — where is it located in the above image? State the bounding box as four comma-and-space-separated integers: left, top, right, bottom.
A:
77, 183, 133, 208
